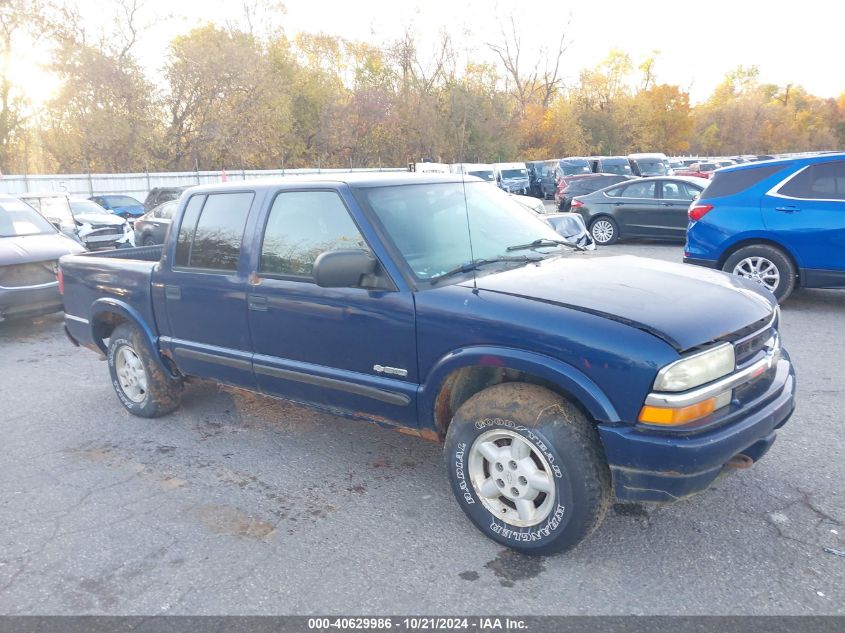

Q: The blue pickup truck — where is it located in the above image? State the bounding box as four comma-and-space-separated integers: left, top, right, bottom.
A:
60, 174, 796, 554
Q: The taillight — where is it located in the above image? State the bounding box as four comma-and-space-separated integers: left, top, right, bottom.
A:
688, 203, 713, 221
571, 199, 584, 208
57, 267, 64, 295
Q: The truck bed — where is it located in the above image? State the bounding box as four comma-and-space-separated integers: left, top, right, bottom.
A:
76, 244, 164, 262
59, 245, 164, 348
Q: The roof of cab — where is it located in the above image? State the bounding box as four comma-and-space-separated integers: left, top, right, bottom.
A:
184, 171, 483, 195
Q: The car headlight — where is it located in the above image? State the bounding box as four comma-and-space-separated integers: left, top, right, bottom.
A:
653, 343, 735, 392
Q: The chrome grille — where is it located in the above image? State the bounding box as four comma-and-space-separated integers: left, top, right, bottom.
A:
0, 261, 57, 288
734, 325, 776, 365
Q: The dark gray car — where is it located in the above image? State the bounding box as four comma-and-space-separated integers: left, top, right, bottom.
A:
570, 177, 709, 245
0, 195, 85, 321
143, 186, 188, 212
133, 200, 178, 246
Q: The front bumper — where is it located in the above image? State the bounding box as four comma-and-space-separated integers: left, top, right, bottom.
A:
0, 283, 62, 321
598, 353, 796, 503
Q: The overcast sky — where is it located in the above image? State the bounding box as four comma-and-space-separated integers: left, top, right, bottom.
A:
17, 0, 845, 106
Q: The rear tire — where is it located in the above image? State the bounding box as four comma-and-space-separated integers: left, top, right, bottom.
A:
107, 323, 182, 418
590, 216, 619, 245
444, 383, 611, 555
723, 244, 796, 302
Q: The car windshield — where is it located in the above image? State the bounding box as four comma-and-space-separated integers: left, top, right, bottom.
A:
559, 161, 592, 176
468, 170, 495, 182
636, 160, 668, 175
0, 199, 57, 237
500, 169, 527, 179
107, 196, 141, 206
70, 200, 110, 216
33, 197, 74, 223
360, 182, 568, 281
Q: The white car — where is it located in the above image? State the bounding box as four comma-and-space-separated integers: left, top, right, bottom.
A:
19, 193, 134, 250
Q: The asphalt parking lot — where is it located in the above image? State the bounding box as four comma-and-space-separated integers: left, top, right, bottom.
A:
1, 239, 843, 616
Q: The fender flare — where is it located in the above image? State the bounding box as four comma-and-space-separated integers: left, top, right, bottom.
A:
419, 346, 620, 432
719, 232, 804, 270
88, 298, 175, 377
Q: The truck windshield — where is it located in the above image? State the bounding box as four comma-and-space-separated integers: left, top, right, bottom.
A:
500, 169, 527, 179
601, 161, 633, 175
468, 170, 495, 182
0, 200, 58, 237
636, 160, 668, 176
559, 161, 592, 176
360, 182, 567, 281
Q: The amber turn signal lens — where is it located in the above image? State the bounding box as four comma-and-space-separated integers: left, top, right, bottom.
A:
638, 398, 718, 426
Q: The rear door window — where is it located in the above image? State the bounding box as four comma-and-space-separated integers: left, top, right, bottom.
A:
704, 164, 784, 198
174, 192, 253, 271
777, 161, 845, 200
621, 181, 657, 199
661, 181, 701, 200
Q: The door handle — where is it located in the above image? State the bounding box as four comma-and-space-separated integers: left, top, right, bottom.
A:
165, 285, 181, 300
248, 294, 268, 311
775, 205, 800, 213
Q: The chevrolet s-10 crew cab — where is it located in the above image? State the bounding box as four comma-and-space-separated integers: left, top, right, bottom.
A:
59, 173, 796, 554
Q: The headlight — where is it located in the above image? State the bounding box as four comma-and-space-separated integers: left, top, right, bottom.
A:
653, 343, 735, 392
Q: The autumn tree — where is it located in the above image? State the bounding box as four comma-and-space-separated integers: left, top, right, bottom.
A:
0, 0, 43, 173
40, 1, 160, 172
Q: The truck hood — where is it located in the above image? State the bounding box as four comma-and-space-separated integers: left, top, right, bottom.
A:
0, 233, 85, 265
463, 255, 776, 351
74, 212, 127, 227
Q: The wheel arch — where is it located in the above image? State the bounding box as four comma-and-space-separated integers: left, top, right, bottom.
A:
717, 237, 802, 285
421, 347, 620, 441
89, 298, 178, 378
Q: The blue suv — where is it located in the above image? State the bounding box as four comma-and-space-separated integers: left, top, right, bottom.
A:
685, 153, 845, 301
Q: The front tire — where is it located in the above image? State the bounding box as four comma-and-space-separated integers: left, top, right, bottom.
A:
590, 216, 619, 245
723, 244, 796, 302
107, 323, 182, 418
445, 383, 611, 555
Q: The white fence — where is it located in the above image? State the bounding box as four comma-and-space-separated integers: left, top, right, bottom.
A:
0, 167, 407, 202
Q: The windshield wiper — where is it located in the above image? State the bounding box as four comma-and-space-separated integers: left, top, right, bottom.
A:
506, 238, 586, 253
430, 255, 541, 285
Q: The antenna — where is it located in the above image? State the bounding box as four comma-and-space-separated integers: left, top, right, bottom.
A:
458, 106, 478, 292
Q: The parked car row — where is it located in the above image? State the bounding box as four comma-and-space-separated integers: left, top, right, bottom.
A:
0, 186, 189, 321
0, 195, 85, 322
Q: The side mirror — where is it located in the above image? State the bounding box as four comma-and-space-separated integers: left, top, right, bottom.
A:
313, 249, 378, 288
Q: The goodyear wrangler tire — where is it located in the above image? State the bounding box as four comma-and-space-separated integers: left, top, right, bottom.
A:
445, 383, 611, 555
107, 323, 182, 418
